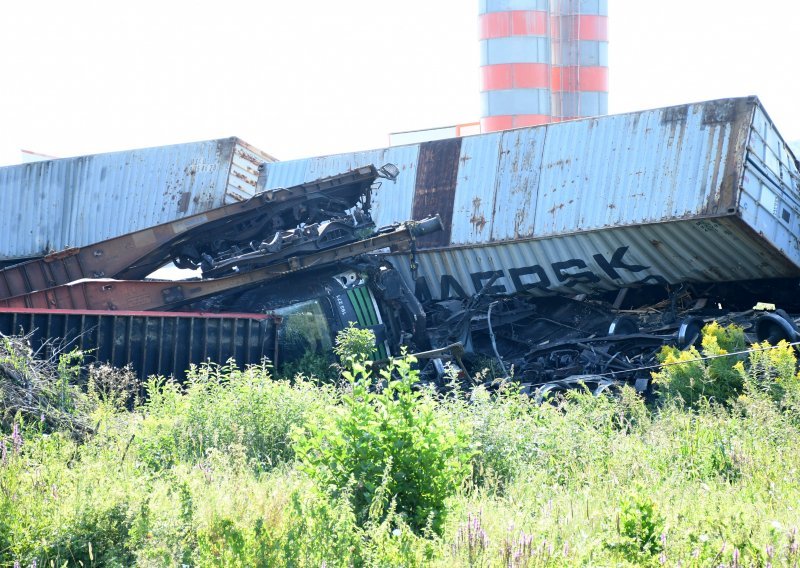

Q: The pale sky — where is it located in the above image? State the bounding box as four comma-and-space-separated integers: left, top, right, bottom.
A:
1, 0, 798, 166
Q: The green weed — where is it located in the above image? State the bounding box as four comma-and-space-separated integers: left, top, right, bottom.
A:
294, 332, 473, 534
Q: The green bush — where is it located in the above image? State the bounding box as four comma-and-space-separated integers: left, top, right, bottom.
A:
333, 322, 378, 364
277, 350, 337, 382
738, 339, 799, 404
136, 361, 329, 471
7, 322, 800, 565
652, 322, 747, 406
605, 494, 665, 564
40, 504, 135, 567
294, 330, 473, 534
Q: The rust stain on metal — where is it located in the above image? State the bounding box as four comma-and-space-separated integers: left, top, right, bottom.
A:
513, 208, 527, 238
702, 97, 753, 216
470, 197, 487, 232
235, 148, 265, 167
545, 158, 571, 169
411, 138, 462, 248
177, 192, 191, 213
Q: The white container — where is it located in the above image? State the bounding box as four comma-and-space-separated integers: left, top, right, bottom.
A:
0, 137, 275, 262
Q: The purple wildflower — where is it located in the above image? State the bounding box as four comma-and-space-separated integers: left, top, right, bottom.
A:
11, 423, 22, 453
453, 511, 489, 562
501, 527, 536, 567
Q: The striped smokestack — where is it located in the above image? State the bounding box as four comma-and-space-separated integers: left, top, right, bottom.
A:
479, 0, 552, 132
478, 0, 608, 132
551, 0, 608, 121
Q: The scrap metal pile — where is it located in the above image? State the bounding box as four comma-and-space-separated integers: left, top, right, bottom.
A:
0, 159, 797, 394
2, 97, 800, 393
422, 279, 800, 394
0, 164, 443, 380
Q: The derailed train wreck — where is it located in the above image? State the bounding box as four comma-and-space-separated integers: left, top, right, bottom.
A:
1, 96, 800, 391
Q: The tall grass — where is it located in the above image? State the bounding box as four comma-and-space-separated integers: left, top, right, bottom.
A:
1, 325, 799, 566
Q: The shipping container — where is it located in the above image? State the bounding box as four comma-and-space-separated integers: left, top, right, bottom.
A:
258, 97, 800, 299
0, 138, 275, 263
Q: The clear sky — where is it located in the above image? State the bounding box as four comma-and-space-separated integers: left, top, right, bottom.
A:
1, 0, 798, 166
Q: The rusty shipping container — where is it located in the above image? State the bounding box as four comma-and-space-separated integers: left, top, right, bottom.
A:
0, 138, 275, 264
258, 97, 800, 299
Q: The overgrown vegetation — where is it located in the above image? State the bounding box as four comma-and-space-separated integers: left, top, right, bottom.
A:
295, 340, 473, 534
1, 323, 800, 566
652, 321, 748, 406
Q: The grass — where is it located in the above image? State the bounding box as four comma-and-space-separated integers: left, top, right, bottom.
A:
1, 326, 800, 566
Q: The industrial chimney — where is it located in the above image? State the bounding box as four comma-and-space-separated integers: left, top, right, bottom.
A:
479, 0, 608, 132
479, 0, 553, 131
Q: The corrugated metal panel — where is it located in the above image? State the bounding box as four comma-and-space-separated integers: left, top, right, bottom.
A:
0, 308, 277, 381
258, 99, 758, 248
449, 131, 502, 244
392, 217, 800, 300
228, 139, 275, 201
739, 105, 800, 263
411, 139, 463, 248
0, 138, 275, 261
534, 100, 747, 235
258, 97, 800, 298
492, 127, 547, 240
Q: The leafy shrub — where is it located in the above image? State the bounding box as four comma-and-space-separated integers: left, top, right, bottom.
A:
294, 330, 473, 534
333, 322, 378, 364
652, 322, 746, 406
738, 340, 799, 401
188, 474, 431, 568
277, 350, 337, 382
136, 361, 328, 471
451, 383, 541, 491
605, 494, 665, 564
39, 504, 135, 567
